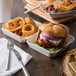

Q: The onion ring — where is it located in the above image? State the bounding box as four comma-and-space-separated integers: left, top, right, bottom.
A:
4, 17, 25, 32
22, 24, 36, 36
25, 17, 35, 25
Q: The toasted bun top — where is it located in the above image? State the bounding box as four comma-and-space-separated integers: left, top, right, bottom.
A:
39, 23, 69, 37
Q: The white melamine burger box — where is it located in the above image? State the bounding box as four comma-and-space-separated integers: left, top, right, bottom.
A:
27, 33, 75, 57
1, 20, 41, 43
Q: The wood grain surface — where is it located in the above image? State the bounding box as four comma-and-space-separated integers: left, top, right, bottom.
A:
0, 0, 76, 76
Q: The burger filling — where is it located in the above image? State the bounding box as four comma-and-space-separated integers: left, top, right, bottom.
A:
38, 32, 65, 47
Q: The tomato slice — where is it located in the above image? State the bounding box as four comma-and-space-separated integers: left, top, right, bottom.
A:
38, 38, 51, 48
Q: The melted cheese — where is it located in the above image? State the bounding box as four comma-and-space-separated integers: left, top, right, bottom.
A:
49, 39, 62, 46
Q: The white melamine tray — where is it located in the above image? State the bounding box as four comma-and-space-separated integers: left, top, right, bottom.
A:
27, 33, 75, 57
40, 3, 76, 19
1, 20, 41, 43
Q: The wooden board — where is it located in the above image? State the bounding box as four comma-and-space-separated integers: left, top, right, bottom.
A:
24, 0, 76, 24
61, 53, 76, 76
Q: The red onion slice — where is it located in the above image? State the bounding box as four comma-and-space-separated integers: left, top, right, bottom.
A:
41, 32, 61, 40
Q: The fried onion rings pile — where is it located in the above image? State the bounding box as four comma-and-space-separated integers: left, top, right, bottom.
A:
56, 0, 76, 12
4, 17, 38, 39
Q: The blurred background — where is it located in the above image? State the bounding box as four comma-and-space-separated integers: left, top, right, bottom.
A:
12, 0, 27, 18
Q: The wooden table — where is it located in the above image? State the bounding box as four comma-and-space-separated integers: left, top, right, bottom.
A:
0, 0, 76, 76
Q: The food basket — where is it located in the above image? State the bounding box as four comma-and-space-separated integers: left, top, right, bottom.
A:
40, 3, 76, 19
1, 20, 41, 43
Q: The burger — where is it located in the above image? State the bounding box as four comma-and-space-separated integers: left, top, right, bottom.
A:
36, 23, 69, 49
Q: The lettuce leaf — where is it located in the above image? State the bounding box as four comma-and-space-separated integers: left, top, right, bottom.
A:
34, 40, 65, 52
